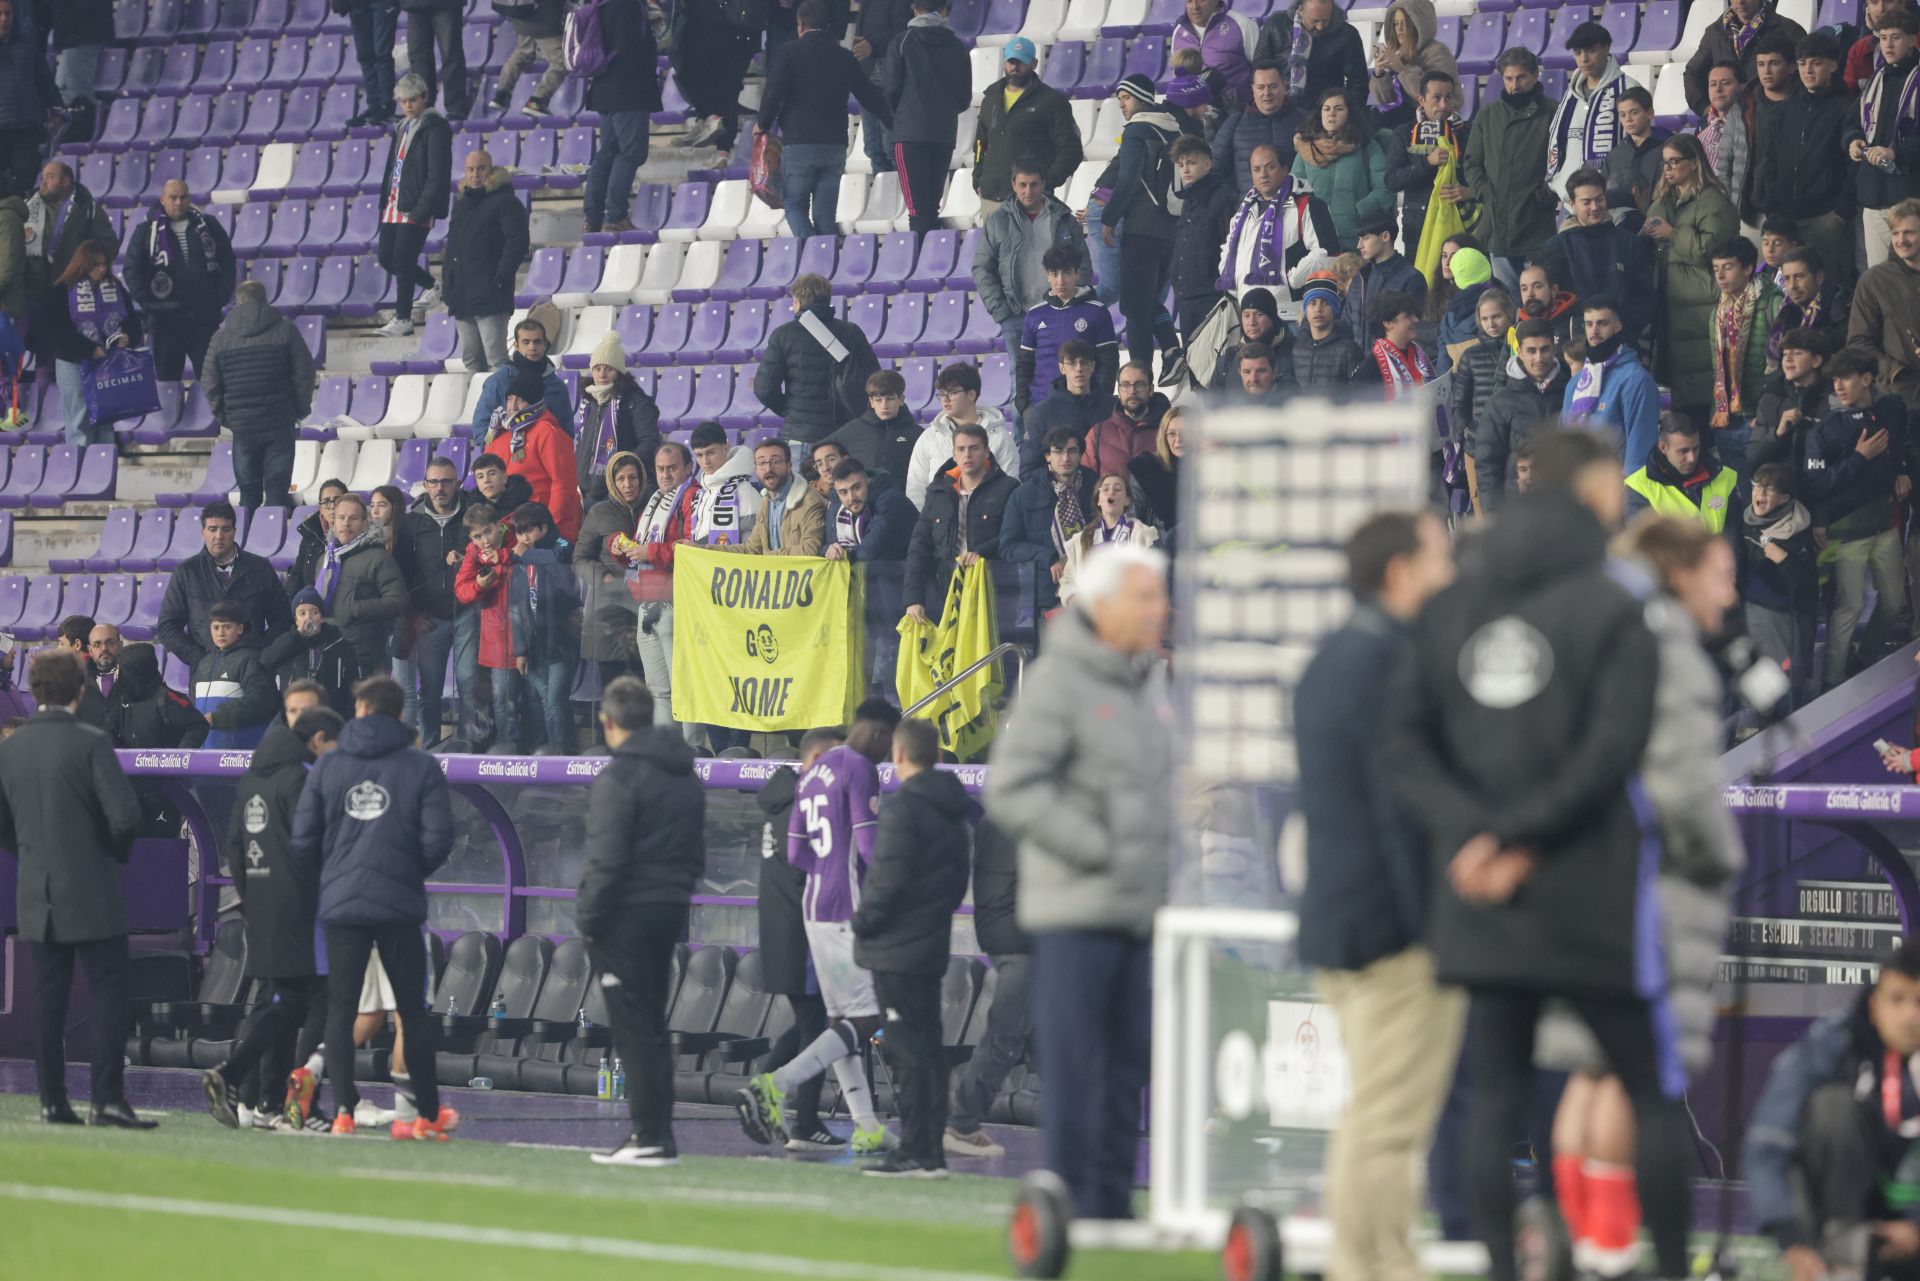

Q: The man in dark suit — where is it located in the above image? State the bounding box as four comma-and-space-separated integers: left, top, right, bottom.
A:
0, 647, 151, 1127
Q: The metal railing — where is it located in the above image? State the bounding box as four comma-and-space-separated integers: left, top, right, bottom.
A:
902, 642, 1028, 717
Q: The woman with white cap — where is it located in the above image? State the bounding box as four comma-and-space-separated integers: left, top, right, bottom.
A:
574, 332, 661, 510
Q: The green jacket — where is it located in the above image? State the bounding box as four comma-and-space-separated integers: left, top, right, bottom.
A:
0, 197, 26, 323
973, 77, 1083, 202
1717, 278, 1783, 419
1460, 84, 1557, 256
1290, 131, 1394, 250
1648, 185, 1739, 410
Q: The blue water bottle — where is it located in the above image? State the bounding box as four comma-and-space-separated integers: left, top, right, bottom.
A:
612, 1056, 626, 1101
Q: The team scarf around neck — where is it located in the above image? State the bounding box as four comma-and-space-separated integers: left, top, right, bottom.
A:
1700, 106, 1749, 199
1092, 515, 1136, 545
696, 472, 748, 545
575, 389, 626, 471
1713, 276, 1763, 426
1372, 338, 1432, 399
143, 210, 219, 303
1861, 57, 1920, 141
835, 503, 870, 548
1724, 5, 1768, 57
1567, 347, 1623, 420
69, 277, 129, 347
1409, 112, 1462, 157
640, 477, 694, 543
500, 402, 544, 457
1546, 71, 1622, 179
1223, 177, 1299, 286
315, 529, 376, 610
1287, 16, 1312, 97
1051, 476, 1087, 554
1767, 289, 1825, 364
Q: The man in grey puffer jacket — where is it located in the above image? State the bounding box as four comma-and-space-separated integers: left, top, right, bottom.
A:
202, 280, 316, 514
985, 542, 1169, 1222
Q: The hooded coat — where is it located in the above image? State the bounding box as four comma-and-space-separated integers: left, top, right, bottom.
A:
574, 453, 650, 664
228, 725, 323, 977
442, 165, 530, 321
202, 299, 317, 437
1367, 0, 1457, 116
104, 644, 208, 750
1384, 494, 1659, 997
261, 619, 361, 719
1211, 100, 1310, 195
852, 768, 973, 977
576, 727, 706, 938
1647, 183, 1741, 409
294, 713, 453, 928
829, 407, 923, 481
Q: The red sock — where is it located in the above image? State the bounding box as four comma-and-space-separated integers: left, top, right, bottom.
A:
1552, 1153, 1589, 1242
1582, 1160, 1642, 1275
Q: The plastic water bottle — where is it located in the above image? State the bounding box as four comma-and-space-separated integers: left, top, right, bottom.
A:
577, 1008, 591, 1039
468, 1076, 494, 1089
488, 991, 506, 1030
612, 1055, 626, 1102
596, 1056, 612, 1101
446, 997, 458, 1019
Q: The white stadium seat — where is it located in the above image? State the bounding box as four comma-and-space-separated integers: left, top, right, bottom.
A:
591, 244, 646, 305
304, 440, 358, 504
1018, 0, 1069, 42
415, 373, 472, 441
673, 240, 724, 296
373, 374, 428, 440
939, 173, 981, 229
1651, 61, 1691, 120
633, 240, 685, 304
834, 171, 871, 234
1056, 0, 1110, 42
854, 172, 906, 235
560, 305, 615, 368
347, 438, 397, 491
697, 179, 752, 240
288, 440, 320, 499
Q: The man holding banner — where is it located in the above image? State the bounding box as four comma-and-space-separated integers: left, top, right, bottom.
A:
902, 425, 1018, 624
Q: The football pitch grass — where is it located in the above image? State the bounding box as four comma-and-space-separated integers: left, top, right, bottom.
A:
0, 1093, 1224, 1281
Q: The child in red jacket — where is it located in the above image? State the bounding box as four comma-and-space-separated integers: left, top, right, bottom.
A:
453, 502, 518, 747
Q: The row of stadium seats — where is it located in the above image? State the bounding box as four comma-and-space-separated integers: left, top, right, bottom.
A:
129, 925, 1037, 1121
0, 445, 119, 510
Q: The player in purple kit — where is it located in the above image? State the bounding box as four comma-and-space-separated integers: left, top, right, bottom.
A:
736, 700, 901, 1156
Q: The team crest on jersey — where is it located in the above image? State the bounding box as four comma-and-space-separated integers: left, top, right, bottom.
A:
1459, 616, 1553, 709
1073, 317, 1088, 332
345, 781, 390, 821
244, 795, 268, 834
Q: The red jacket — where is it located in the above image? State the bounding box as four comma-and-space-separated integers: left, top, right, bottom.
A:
1081, 410, 1159, 478
629, 481, 697, 603
1846, 33, 1877, 94
454, 543, 513, 669
483, 408, 581, 543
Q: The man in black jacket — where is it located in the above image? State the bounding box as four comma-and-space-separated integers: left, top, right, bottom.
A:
121, 180, 237, 381
1753, 32, 1858, 287
394, 457, 470, 746
884, 0, 972, 234
1171, 135, 1239, 344
1298, 510, 1462, 1281
293, 675, 455, 1139
829, 369, 923, 480
203, 707, 343, 1133
1539, 168, 1656, 343
1384, 431, 1689, 1281
904, 424, 1019, 621
944, 815, 1026, 1159
757, 0, 892, 242
1470, 319, 1568, 511
755, 273, 881, 457
1253, 0, 1368, 105
372, 74, 452, 339
583, 0, 662, 236
577, 677, 706, 1168
854, 0, 914, 170
1384, 72, 1467, 245
1210, 61, 1308, 194
851, 718, 971, 1178
1105, 76, 1185, 369
0, 648, 150, 1128
203, 280, 317, 515
157, 501, 295, 670
972, 36, 1082, 214
443, 149, 528, 373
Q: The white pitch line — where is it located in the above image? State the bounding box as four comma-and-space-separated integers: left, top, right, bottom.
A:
340, 1168, 518, 1188
0, 1183, 1011, 1281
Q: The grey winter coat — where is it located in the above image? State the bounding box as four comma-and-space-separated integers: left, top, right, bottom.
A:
202, 300, 317, 437
972, 196, 1087, 324
323, 540, 408, 676
986, 604, 1170, 938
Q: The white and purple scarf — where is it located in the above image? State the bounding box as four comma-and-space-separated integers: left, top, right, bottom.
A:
694, 475, 752, 546
1221, 177, 1304, 287
1861, 58, 1920, 143
1546, 67, 1623, 179
1287, 15, 1312, 98
69, 277, 130, 347
315, 529, 376, 610
497, 402, 544, 458
575, 389, 628, 471
1092, 516, 1136, 544
142, 210, 220, 303
1567, 348, 1623, 421
638, 477, 693, 543
834, 504, 870, 549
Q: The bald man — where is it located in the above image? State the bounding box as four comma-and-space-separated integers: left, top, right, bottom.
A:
124, 180, 237, 381
23, 162, 113, 285
87, 624, 122, 700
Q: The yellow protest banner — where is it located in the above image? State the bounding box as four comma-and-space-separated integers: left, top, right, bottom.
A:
894, 560, 1001, 761
671, 546, 864, 731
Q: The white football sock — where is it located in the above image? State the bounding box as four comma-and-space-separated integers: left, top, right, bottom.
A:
772, 1028, 853, 1097
831, 1057, 879, 1132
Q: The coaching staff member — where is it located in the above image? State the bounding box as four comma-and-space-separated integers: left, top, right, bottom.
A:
577, 676, 705, 1168
1383, 431, 1691, 1281
0, 647, 151, 1127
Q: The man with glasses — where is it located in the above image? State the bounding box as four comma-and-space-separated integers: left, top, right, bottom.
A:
395, 458, 473, 748
904, 363, 1021, 509
1082, 364, 1168, 477
288, 481, 351, 595
157, 501, 295, 671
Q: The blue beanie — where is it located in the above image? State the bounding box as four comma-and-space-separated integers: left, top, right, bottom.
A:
292, 587, 324, 613
1300, 276, 1344, 318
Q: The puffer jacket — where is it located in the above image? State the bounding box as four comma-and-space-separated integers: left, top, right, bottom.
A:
1367, 0, 1457, 115
1210, 101, 1308, 194
999, 464, 1097, 600
123, 205, 237, 316
1461, 82, 1558, 257
1752, 78, 1855, 222
576, 727, 705, 937
1447, 332, 1509, 439
1291, 326, 1367, 390
972, 195, 1086, 325
505, 533, 580, 662
972, 76, 1082, 201
322, 538, 409, 676
1291, 129, 1394, 249
1648, 185, 1741, 409
202, 299, 317, 436
753, 302, 880, 443
1020, 382, 1109, 474
442, 166, 529, 320
293, 713, 453, 927
1471, 356, 1568, 509
378, 111, 454, 225
986, 603, 1171, 938
852, 767, 973, 977
261, 619, 359, 719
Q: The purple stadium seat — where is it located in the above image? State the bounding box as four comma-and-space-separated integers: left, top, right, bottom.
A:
1595, 3, 1639, 50
96, 100, 141, 154
78, 153, 114, 206
318, 138, 370, 197
746, 237, 801, 301
636, 303, 692, 366
948, 228, 982, 290
95, 574, 138, 627
915, 292, 969, 356
232, 36, 274, 91
845, 295, 887, 346
1479, 0, 1519, 11
551, 245, 606, 305
283, 141, 333, 200
276, 258, 319, 311
1540, 9, 1587, 70
463, 22, 503, 79
190, 444, 238, 505
204, 91, 251, 148
651, 369, 695, 422
341, 255, 393, 318
338, 195, 381, 255
134, 99, 179, 154
116, 0, 149, 42
867, 232, 919, 296
303, 257, 353, 318
434, 438, 472, 480
278, 87, 323, 139
106, 152, 152, 210
1817, 0, 1861, 26
612, 304, 651, 357
394, 439, 434, 493
141, 150, 188, 206
1141, 0, 1181, 36
871, 293, 929, 359
904, 230, 960, 292
1044, 41, 1087, 93
230, 201, 272, 255
121, 46, 165, 97
143, 0, 186, 44
1121, 34, 1167, 81
54, 509, 133, 574
70, 446, 118, 504
622, 184, 673, 242
1434, 16, 1461, 56
305, 374, 350, 426
653, 72, 691, 126
191, 42, 237, 95
978, 0, 1027, 37
898, 356, 935, 415
180, 0, 219, 38
707, 240, 762, 303
285, 0, 327, 33
1076, 38, 1127, 97
1456, 12, 1506, 74
96, 47, 129, 95
957, 293, 1005, 354
371, 312, 458, 375
1540, 68, 1568, 100
123, 574, 173, 641
243, 505, 290, 561
679, 302, 730, 361
715, 301, 770, 364
27, 446, 80, 510
61, 576, 101, 626
980, 353, 1012, 410
174, 385, 219, 441
315, 84, 361, 141
298, 197, 346, 257
302, 34, 349, 86
10, 576, 64, 641
156, 507, 205, 569
0, 446, 45, 509
716, 375, 767, 431
513, 130, 556, 187
295, 316, 326, 367
244, 258, 283, 307
658, 183, 713, 241
676, 367, 734, 426
0, 576, 25, 631
263, 198, 311, 256
236, 89, 285, 145
832, 234, 878, 295
542, 128, 590, 192
1631, 1, 1679, 55
156, 44, 200, 97
348, 376, 389, 427
213, 0, 255, 38
1506, 8, 1549, 53
514, 247, 566, 307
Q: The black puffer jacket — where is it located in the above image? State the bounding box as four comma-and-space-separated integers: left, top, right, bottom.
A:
1172, 168, 1240, 303
228, 723, 322, 977
1290, 326, 1367, 391
104, 644, 208, 750
1447, 333, 1508, 441
851, 768, 973, 977
1470, 358, 1567, 511
379, 112, 454, 225
261, 621, 360, 719
1253, 1, 1369, 104
293, 712, 453, 927
1210, 101, 1309, 193
829, 408, 922, 481
203, 300, 316, 437
1384, 494, 1659, 998
753, 303, 880, 444
1753, 79, 1855, 222
586, 0, 663, 116
396, 491, 472, 622
442, 167, 529, 320
753, 766, 812, 997
575, 728, 706, 939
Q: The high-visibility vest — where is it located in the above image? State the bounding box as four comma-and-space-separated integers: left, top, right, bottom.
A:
1624, 465, 1739, 533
